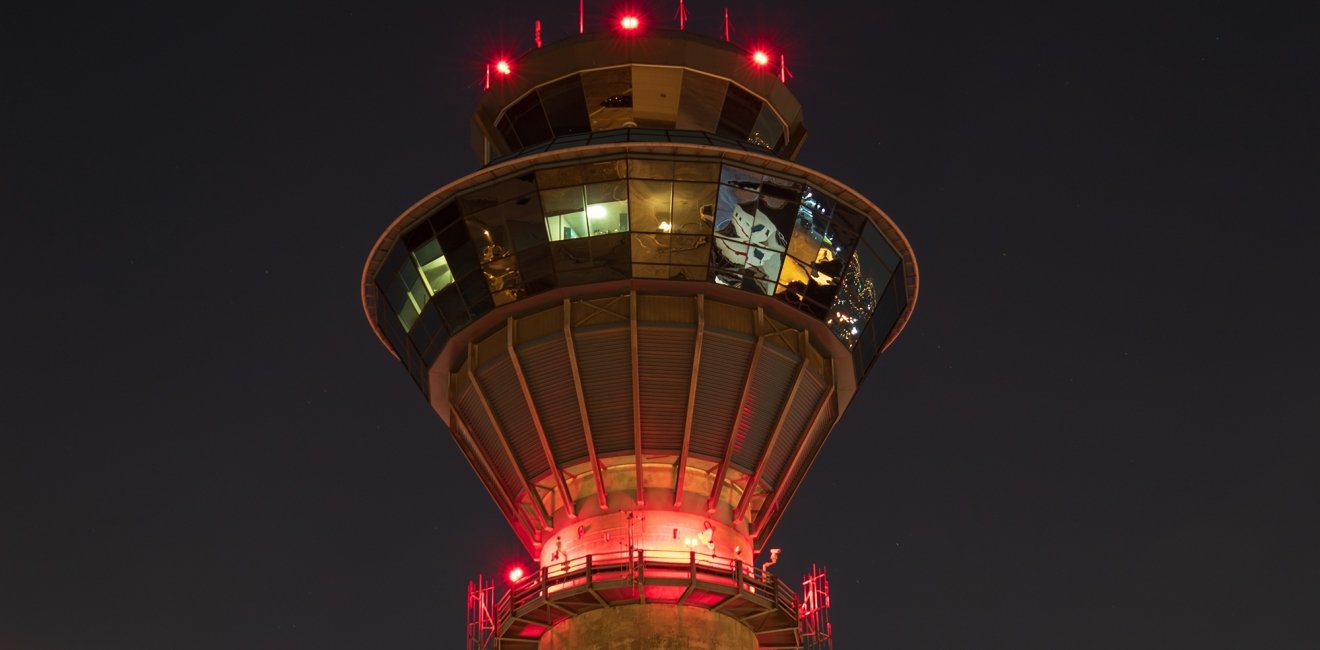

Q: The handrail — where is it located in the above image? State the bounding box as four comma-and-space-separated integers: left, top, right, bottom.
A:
497, 549, 800, 635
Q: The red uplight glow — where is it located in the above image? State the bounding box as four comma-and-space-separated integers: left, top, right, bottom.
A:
495, 60, 512, 75
620, 15, 640, 30
507, 566, 525, 582
752, 50, 770, 66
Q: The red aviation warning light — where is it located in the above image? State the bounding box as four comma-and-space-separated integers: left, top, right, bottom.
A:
494, 60, 512, 76
507, 566, 525, 583
620, 15, 640, 31
751, 50, 770, 66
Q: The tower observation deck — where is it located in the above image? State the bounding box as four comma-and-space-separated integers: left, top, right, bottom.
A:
362, 25, 917, 650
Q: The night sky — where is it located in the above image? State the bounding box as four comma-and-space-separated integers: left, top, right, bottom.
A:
5, 1, 1319, 648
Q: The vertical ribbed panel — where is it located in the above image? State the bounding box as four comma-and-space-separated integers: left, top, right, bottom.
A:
638, 295, 697, 323
705, 300, 755, 334
690, 331, 754, 459
517, 338, 587, 463
573, 326, 634, 454
476, 356, 550, 480
636, 326, 695, 452
731, 348, 797, 472
765, 372, 827, 487
456, 386, 522, 499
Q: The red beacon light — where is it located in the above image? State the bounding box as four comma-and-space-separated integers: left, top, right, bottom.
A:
494, 60, 512, 76
751, 50, 771, 67
507, 566, 525, 582
620, 15, 640, 31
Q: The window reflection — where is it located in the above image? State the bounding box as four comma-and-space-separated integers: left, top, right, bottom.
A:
584, 181, 629, 236
379, 156, 905, 364
827, 251, 883, 347
711, 184, 786, 295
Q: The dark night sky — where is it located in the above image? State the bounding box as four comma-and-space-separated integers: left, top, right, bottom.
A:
4, 1, 1319, 648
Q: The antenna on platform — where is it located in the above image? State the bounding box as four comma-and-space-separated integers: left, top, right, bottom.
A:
780, 54, 793, 83
579, 0, 585, 34
723, 7, 731, 41
800, 565, 834, 650
535, 19, 542, 48
676, 0, 689, 30
466, 575, 496, 650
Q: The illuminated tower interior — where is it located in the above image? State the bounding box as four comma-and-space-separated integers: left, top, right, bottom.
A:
362, 14, 917, 649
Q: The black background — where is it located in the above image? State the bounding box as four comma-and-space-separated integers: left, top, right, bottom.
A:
5, 1, 1318, 648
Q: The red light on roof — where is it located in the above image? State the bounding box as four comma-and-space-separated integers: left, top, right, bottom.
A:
752, 50, 770, 66
507, 566, 525, 582
620, 15, 640, 30
495, 60, 512, 75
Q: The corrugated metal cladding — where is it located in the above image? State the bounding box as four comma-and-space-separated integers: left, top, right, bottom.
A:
573, 327, 634, 454
637, 295, 696, 324
476, 356, 550, 480
456, 386, 522, 499
764, 373, 827, 486
637, 327, 695, 452
448, 293, 839, 512
516, 338, 587, 462
690, 331, 754, 459
730, 347, 798, 472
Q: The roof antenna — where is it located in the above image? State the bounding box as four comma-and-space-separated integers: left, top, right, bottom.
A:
579, 0, 585, 34
676, 0, 689, 30
780, 54, 792, 83
535, 19, 542, 47
723, 7, 731, 41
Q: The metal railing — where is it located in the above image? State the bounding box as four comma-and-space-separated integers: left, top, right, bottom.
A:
495, 549, 800, 645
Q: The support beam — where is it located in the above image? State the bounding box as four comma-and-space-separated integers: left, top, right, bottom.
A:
734, 352, 809, 521
563, 299, 608, 511
450, 408, 538, 549
468, 347, 552, 530
507, 318, 576, 520
707, 335, 765, 513
752, 386, 835, 540
630, 290, 643, 506
674, 294, 704, 507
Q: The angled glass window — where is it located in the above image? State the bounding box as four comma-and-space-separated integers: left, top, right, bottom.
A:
541, 186, 587, 241
674, 161, 720, 182
828, 251, 883, 347
632, 66, 683, 127
584, 180, 629, 236
716, 84, 762, 142
538, 75, 591, 136
676, 71, 728, 132
750, 103, 785, 151
483, 254, 523, 306
581, 67, 634, 131
412, 237, 455, 294
629, 178, 672, 233
629, 158, 674, 180
508, 93, 553, 149
672, 181, 716, 234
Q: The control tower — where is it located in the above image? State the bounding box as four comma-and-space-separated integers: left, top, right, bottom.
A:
362, 20, 917, 650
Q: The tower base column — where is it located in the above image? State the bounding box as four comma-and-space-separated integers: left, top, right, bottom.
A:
537, 604, 756, 650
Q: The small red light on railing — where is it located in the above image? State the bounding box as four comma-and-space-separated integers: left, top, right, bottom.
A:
507, 566, 524, 582
620, 15, 640, 30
